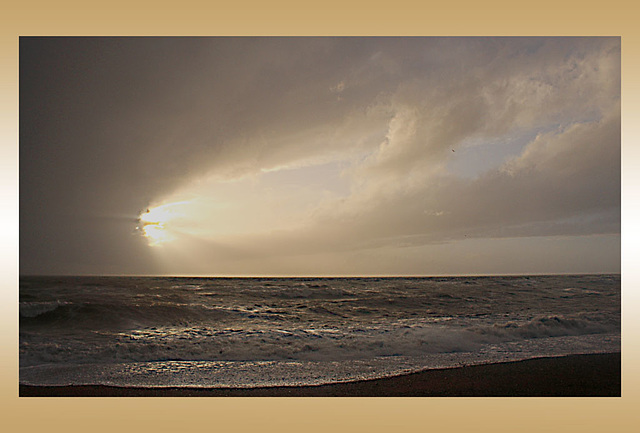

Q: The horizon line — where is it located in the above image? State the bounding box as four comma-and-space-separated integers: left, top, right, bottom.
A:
18, 272, 622, 278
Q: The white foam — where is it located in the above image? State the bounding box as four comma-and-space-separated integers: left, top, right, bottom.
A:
19, 333, 620, 388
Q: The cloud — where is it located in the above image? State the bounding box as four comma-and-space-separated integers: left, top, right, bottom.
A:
180, 39, 621, 264
20, 37, 620, 275
303, 109, 619, 250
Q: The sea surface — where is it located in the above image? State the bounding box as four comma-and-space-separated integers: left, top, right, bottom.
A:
19, 275, 621, 388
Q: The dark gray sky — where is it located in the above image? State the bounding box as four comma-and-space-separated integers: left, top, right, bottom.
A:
19, 37, 620, 276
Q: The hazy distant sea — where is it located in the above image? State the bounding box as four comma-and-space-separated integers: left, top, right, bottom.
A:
19, 275, 621, 388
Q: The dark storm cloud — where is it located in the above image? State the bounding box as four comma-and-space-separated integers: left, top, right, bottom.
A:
20, 37, 390, 273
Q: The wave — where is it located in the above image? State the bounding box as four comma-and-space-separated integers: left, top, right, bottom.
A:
19, 275, 621, 371
19, 301, 241, 329
478, 314, 620, 339
19, 301, 70, 318
19, 312, 619, 367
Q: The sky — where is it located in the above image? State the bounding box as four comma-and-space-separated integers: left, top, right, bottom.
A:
19, 37, 621, 276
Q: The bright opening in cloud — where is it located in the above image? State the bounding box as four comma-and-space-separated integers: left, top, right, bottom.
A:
138, 201, 192, 246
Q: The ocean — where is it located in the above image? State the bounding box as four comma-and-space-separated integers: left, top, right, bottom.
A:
19, 275, 621, 388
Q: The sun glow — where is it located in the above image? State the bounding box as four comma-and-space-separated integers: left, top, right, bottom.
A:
138, 201, 191, 246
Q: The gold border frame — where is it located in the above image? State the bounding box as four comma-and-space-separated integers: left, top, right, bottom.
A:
3, 2, 636, 432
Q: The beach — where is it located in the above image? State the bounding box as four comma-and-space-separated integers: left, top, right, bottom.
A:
19, 352, 620, 397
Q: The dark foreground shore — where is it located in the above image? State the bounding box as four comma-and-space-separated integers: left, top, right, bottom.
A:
20, 352, 620, 397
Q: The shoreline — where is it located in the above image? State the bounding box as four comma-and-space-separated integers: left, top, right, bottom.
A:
19, 352, 621, 397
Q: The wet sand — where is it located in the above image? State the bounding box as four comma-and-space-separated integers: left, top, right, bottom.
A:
19, 352, 620, 397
